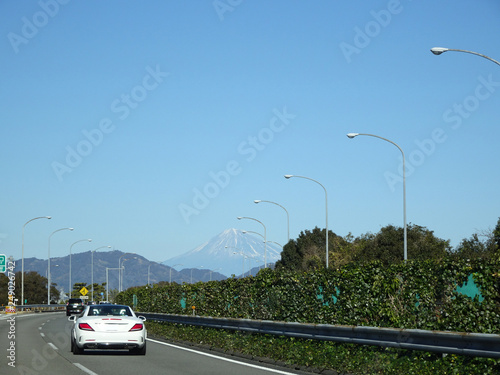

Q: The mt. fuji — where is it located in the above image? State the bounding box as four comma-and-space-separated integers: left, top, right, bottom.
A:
163, 228, 282, 277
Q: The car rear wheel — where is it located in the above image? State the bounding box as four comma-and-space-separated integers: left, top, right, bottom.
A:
72, 340, 84, 355
130, 342, 146, 355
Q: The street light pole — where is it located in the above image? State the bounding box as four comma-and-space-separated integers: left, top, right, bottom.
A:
242, 231, 271, 271
190, 266, 204, 284
91, 246, 111, 301
118, 253, 134, 292
347, 132, 407, 261
254, 200, 290, 243
22, 216, 51, 306
285, 174, 329, 268
226, 246, 244, 276
120, 257, 136, 292
169, 263, 183, 283
430, 47, 500, 67
69, 239, 92, 299
48, 227, 74, 305
148, 264, 151, 286
210, 268, 221, 281
237, 216, 267, 268
106, 267, 121, 302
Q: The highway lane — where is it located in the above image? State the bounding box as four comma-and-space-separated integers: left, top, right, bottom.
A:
1, 313, 311, 375
0, 312, 79, 374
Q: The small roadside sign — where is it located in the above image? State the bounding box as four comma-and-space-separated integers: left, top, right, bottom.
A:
0, 254, 6, 273
80, 287, 88, 296
81, 296, 89, 299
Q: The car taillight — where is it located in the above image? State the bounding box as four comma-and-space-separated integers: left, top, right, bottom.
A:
78, 323, 94, 331
129, 323, 143, 331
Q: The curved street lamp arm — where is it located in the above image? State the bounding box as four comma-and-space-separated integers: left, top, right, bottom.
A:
284, 175, 329, 268
430, 47, 500, 67
69, 239, 92, 299
21, 216, 51, 306
347, 132, 407, 261
237, 217, 267, 268
254, 200, 290, 242
48, 227, 74, 305
242, 230, 265, 239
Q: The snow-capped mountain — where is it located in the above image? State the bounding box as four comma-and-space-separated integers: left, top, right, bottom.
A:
163, 228, 282, 277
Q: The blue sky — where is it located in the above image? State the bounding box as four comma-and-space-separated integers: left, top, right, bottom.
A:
1, 0, 499, 265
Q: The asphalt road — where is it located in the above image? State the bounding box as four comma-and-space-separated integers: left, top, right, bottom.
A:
0, 312, 313, 375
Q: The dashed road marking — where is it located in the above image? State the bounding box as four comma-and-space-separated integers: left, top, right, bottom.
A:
74, 363, 99, 375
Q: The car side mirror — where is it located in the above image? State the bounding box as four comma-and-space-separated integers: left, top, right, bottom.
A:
68, 315, 76, 322
138, 316, 146, 322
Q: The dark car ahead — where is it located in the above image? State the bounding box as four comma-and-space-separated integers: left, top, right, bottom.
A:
66, 298, 84, 316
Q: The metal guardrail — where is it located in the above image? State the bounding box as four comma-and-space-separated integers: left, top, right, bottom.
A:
0, 304, 65, 313
140, 312, 500, 359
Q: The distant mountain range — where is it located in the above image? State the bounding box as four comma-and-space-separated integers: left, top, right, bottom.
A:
13, 229, 283, 297
15, 250, 226, 297
163, 228, 282, 277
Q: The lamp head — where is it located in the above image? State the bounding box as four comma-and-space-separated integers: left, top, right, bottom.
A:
88, 239, 92, 242
47, 216, 52, 219
284, 175, 293, 179
69, 228, 74, 231
254, 200, 261, 204
430, 47, 448, 55
237, 217, 242, 220
346, 133, 359, 139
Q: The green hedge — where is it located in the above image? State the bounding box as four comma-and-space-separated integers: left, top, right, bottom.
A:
117, 258, 500, 333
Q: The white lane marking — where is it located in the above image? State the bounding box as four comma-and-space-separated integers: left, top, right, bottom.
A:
0, 312, 61, 320
38, 327, 42, 330
48, 343, 58, 350
147, 338, 299, 375
40, 333, 45, 337
74, 363, 99, 375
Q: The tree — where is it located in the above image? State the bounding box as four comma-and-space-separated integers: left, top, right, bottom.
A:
276, 227, 353, 271
71, 282, 107, 302
353, 224, 450, 265
452, 233, 492, 260
452, 217, 500, 260
3, 271, 60, 304
72, 282, 87, 298
88, 283, 107, 302
0, 273, 10, 306
493, 217, 500, 254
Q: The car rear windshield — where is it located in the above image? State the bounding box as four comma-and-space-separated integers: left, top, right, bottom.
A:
69, 299, 83, 304
88, 306, 133, 316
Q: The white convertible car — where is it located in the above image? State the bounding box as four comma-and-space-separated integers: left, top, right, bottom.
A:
69, 304, 147, 355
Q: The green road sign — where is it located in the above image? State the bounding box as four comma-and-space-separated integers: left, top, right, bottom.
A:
0, 254, 6, 272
